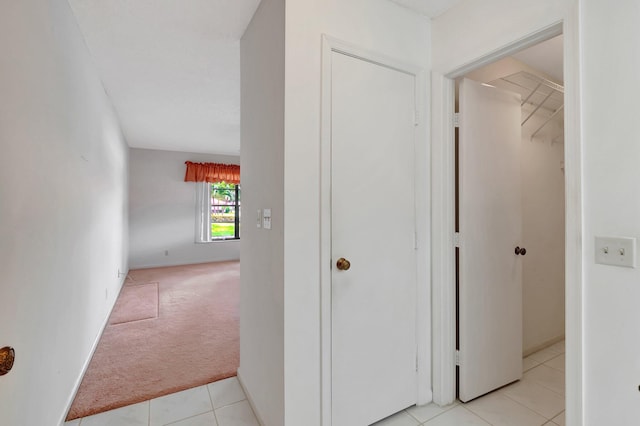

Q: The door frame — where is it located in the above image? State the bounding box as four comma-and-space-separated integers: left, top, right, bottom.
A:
320, 35, 430, 426
430, 10, 584, 426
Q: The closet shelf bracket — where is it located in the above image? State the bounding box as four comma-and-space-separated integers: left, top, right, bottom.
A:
531, 105, 564, 140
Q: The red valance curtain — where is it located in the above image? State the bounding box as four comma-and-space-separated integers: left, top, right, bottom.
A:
184, 161, 240, 184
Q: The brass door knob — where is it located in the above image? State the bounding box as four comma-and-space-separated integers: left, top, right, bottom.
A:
0, 347, 15, 376
336, 258, 351, 271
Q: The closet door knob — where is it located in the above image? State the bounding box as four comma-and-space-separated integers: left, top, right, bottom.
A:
515, 247, 527, 256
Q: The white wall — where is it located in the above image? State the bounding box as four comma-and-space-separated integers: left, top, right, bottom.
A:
239, 0, 285, 425
128, 148, 240, 269
465, 57, 566, 354
283, 1, 430, 424
581, 1, 640, 424
520, 114, 565, 354
432, 0, 572, 74
0, 1, 129, 424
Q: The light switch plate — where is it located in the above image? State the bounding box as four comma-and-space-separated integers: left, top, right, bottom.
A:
263, 208, 272, 230
595, 236, 636, 268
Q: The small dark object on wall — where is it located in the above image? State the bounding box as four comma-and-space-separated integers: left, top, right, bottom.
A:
0, 347, 15, 376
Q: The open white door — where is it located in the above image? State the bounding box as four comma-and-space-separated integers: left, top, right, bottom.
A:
331, 51, 417, 425
458, 78, 523, 402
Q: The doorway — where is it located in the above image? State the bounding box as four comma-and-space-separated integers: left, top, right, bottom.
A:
455, 34, 566, 402
430, 17, 584, 424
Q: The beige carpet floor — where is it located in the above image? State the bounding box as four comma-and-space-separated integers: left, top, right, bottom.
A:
108, 282, 159, 325
67, 261, 239, 420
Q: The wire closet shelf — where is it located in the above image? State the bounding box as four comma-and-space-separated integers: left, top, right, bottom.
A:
489, 70, 564, 142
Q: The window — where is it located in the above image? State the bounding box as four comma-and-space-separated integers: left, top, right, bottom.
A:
210, 182, 240, 240
195, 181, 240, 243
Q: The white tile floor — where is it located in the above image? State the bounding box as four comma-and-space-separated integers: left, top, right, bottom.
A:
67, 341, 564, 426
373, 340, 566, 426
65, 376, 259, 426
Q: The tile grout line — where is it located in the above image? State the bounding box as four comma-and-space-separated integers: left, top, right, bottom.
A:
154, 386, 213, 426
524, 369, 566, 398
457, 404, 495, 426
543, 365, 565, 373
416, 403, 465, 425
399, 409, 421, 425
216, 397, 248, 410
205, 381, 221, 426
406, 401, 458, 424
404, 408, 421, 423
500, 390, 560, 420
499, 389, 555, 420
402, 408, 422, 426
162, 409, 216, 426
551, 410, 566, 425
523, 357, 543, 372
541, 353, 565, 373
534, 382, 565, 397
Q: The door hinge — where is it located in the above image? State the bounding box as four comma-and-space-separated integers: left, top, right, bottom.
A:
413, 109, 419, 126
414, 232, 418, 250
454, 112, 460, 128
416, 351, 419, 372
454, 232, 461, 248
455, 350, 460, 366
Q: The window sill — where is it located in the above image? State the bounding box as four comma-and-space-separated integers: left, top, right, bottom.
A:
196, 239, 240, 244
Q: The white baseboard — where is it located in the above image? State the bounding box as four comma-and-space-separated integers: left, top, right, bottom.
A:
57, 270, 129, 426
523, 334, 565, 357
237, 368, 266, 426
129, 257, 240, 270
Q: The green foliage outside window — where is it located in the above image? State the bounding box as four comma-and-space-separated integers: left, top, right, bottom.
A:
210, 182, 240, 239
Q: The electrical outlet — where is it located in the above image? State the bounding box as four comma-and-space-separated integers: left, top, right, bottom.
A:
595, 236, 636, 268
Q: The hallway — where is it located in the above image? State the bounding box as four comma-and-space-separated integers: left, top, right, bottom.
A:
65, 341, 564, 425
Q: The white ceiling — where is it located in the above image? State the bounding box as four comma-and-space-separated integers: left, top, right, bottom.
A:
513, 35, 564, 82
68, 0, 466, 155
388, 0, 463, 17
68, 0, 260, 155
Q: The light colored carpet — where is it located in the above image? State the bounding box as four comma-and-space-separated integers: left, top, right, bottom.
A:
108, 282, 158, 325
67, 261, 239, 420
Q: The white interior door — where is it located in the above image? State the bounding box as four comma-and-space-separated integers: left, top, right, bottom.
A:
331, 51, 417, 426
458, 78, 523, 402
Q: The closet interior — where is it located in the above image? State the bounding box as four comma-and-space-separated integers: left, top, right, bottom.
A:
459, 34, 566, 359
